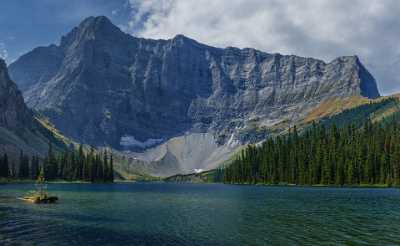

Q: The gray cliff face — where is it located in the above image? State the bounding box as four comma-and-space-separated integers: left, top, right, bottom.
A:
9, 16, 380, 153
0, 59, 33, 130
0, 59, 64, 158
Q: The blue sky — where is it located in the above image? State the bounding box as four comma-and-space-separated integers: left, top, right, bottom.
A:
0, 0, 399, 95
0, 0, 132, 62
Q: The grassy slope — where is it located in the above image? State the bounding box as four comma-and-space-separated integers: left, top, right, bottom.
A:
35, 116, 73, 148
317, 96, 400, 128
111, 153, 160, 181
164, 170, 217, 183
0, 116, 68, 161
303, 96, 371, 123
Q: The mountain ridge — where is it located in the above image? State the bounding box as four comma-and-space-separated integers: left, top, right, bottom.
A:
8, 16, 380, 176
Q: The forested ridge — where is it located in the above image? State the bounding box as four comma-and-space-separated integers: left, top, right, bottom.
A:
0, 144, 114, 182
222, 112, 400, 186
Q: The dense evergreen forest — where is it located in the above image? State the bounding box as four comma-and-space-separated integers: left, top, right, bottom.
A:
0, 144, 114, 182
222, 114, 400, 186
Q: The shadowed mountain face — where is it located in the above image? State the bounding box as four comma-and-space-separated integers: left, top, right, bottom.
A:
0, 59, 33, 130
0, 59, 64, 158
8, 16, 380, 175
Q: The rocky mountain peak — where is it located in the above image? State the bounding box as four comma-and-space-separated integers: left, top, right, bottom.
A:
172, 34, 196, 43
354, 57, 380, 99
60, 16, 126, 49
78, 16, 119, 35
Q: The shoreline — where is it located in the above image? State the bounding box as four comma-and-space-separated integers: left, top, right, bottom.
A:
0, 179, 110, 185
220, 182, 394, 189
0, 178, 396, 188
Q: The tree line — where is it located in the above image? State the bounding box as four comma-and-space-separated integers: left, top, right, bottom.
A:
0, 144, 114, 182
221, 115, 400, 186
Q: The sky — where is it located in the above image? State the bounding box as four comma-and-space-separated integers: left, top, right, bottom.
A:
0, 0, 399, 95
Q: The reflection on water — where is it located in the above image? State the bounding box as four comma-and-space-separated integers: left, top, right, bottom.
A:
0, 183, 400, 245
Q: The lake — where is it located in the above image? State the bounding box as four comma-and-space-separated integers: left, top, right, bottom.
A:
0, 183, 399, 245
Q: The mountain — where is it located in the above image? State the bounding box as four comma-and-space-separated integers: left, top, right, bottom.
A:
0, 58, 65, 160
9, 16, 380, 176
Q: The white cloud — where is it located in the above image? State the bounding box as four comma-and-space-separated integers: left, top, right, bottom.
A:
126, 0, 174, 31
125, 0, 400, 95
0, 43, 8, 61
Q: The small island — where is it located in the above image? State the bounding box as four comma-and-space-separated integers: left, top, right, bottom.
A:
19, 169, 58, 204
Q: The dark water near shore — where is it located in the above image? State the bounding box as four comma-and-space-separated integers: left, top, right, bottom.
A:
0, 183, 399, 245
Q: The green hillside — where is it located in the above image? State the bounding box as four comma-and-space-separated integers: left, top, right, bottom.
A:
220, 95, 400, 186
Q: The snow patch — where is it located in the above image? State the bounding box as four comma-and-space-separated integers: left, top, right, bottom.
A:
227, 133, 240, 148
194, 169, 203, 173
120, 135, 163, 149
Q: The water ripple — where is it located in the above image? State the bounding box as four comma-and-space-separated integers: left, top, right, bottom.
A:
0, 184, 400, 245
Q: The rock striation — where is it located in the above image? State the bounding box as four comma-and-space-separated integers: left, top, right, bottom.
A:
8, 16, 380, 175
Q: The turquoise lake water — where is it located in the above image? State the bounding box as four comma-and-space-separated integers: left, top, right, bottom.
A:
0, 183, 399, 245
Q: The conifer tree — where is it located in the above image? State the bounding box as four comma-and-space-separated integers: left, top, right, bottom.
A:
222, 113, 400, 187
18, 151, 30, 179
109, 153, 114, 182
30, 155, 39, 179
0, 154, 9, 177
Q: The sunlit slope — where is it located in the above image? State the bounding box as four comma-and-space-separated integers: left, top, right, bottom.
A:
304, 96, 371, 123
310, 94, 400, 127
